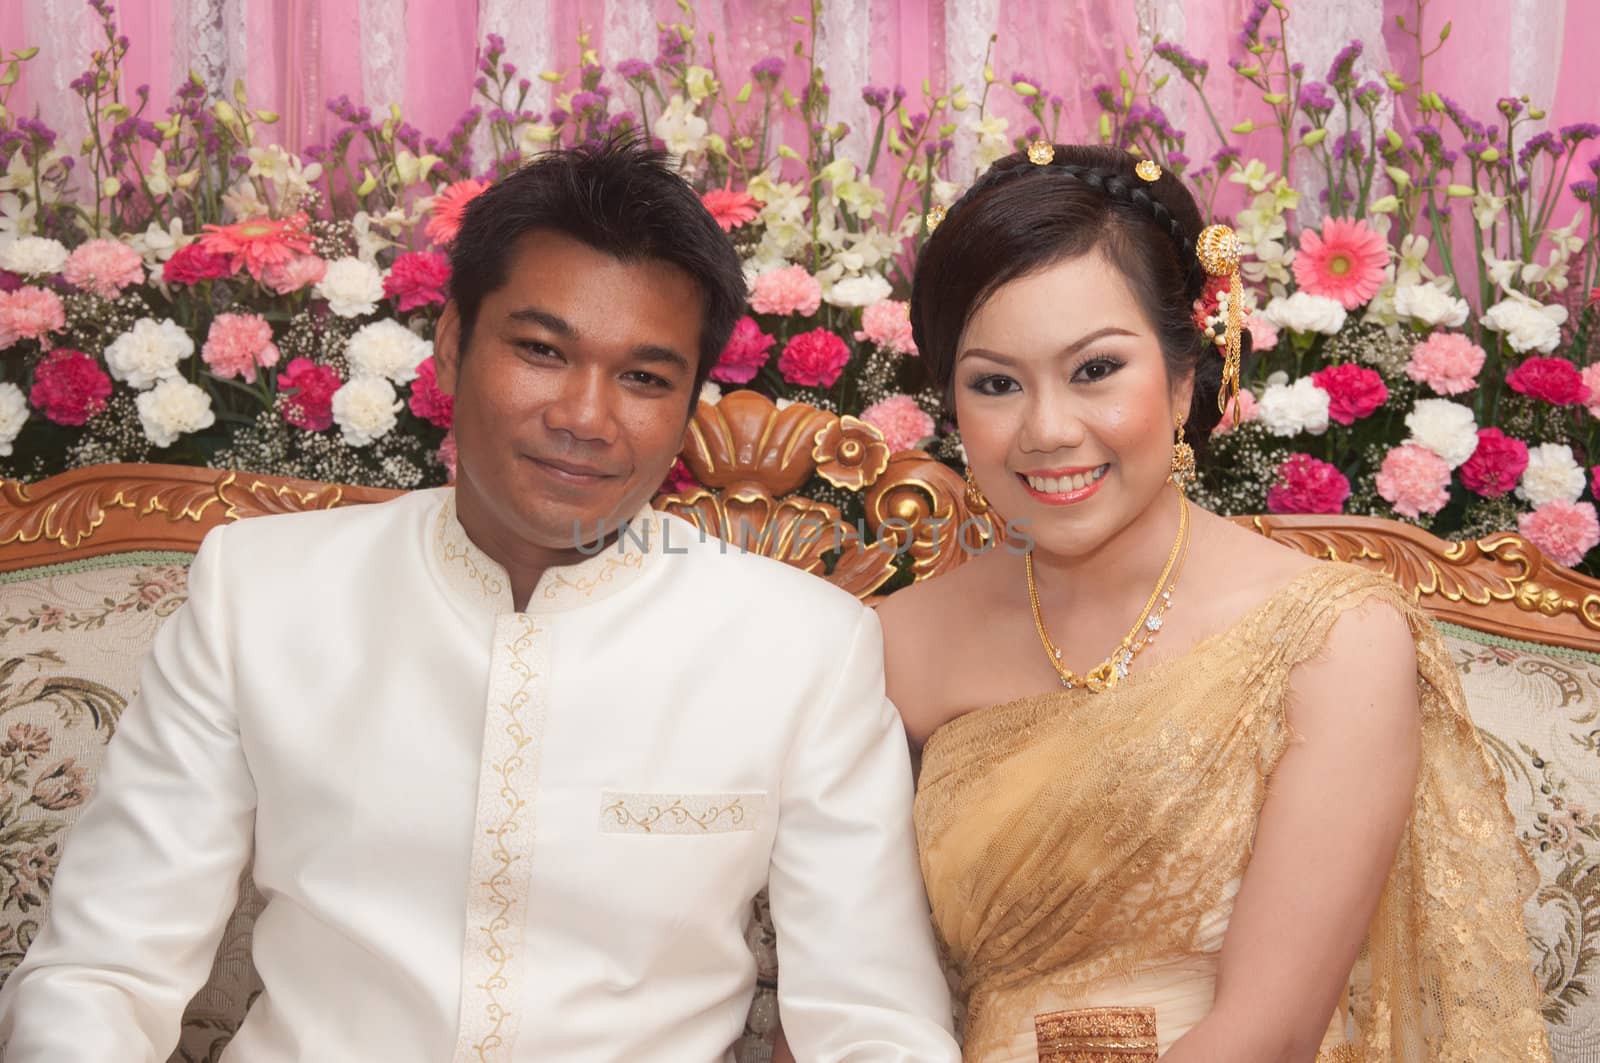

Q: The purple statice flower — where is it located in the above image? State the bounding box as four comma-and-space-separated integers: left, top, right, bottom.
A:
1091, 82, 1117, 110
1571, 179, 1598, 204
751, 56, 785, 83
1213, 144, 1243, 170
617, 58, 651, 80
861, 84, 889, 109
1496, 96, 1524, 119
1297, 81, 1334, 113
1326, 40, 1363, 91
1591, 155, 1600, 177
1153, 41, 1209, 80
1438, 95, 1486, 140
1239, 0, 1271, 48
569, 91, 605, 116
1024, 124, 1042, 141
657, 28, 687, 64
549, 108, 569, 126
1168, 151, 1190, 169
1333, 130, 1366, 162
892, 84, 907, 102
1355, 80, 1385, 109
518, 77, 532, 95
1560, 122, 1600, 145
1517, 132, 1562, 170
69, 71, 96, 93
602, 111, 637, 135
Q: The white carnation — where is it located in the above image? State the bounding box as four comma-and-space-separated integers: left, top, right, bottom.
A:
1481, 291, 1567, 354
1393, 283, 1469, 329
0, 382, 27, 456
314, 256, 385, 318
825, 273, 892, 309
104, 317, 194, 389
345, 319, 430, 384
1256, 377, 1330, 436
331, 376, 402, 447
1263, 291, 1347, 335
1518, 442, 1586, 506
0, 236, 69, 276
135, 378, 215, 447
1403, 398, 1478, 468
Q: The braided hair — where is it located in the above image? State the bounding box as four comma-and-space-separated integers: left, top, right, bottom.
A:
910, 143, 1247, 445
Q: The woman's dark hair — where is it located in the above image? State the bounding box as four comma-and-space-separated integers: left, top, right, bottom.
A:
910, 143, 1249, 448
447, 135, 746, 398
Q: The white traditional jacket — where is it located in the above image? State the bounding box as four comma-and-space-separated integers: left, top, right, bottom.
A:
0, 487, 958, 1062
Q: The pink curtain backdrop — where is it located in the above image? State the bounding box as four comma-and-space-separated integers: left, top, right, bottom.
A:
3, 0, 1597, 209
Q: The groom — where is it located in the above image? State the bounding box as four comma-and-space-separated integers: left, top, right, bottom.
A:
0, 139, 958, 1061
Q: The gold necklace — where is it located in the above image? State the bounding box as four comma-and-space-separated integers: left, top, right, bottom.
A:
1026, 492, 1190, 692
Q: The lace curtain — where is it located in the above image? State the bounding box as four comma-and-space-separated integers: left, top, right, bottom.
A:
1, 0, 1594, 194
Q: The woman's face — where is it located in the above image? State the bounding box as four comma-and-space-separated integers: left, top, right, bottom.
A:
953, 249, 1192, 561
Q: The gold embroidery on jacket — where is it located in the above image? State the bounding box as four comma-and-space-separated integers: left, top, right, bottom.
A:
599, 791, 764, 834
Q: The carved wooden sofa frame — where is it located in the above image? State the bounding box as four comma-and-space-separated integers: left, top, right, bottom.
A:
5, 389, 1599, 652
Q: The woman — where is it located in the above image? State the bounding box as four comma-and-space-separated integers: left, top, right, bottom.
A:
874, 144, 1551, 1062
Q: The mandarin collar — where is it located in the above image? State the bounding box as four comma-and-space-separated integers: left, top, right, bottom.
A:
430, 489, 666, 616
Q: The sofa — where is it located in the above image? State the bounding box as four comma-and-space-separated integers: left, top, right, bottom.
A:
4, 389, 1600, 1060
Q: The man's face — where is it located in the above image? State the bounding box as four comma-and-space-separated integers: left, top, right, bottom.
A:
434, 230, 704, 552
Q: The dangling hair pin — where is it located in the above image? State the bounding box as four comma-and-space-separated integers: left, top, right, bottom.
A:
1195, 224, 1243, 422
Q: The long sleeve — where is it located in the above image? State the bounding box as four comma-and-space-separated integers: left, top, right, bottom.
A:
0, 525, 258, 1061
768, 608, 960, 1063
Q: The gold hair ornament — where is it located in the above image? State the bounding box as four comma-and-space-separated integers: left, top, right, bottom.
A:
1134, 158, 1162, 182
1027, 140, 1056, 165
925, 203, 947, 234
1195, 223, 1243, 421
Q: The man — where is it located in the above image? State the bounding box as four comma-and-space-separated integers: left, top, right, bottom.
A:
0, 139, 959, 1061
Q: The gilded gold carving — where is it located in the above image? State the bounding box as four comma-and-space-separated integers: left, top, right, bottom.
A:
811, 416, 891, 490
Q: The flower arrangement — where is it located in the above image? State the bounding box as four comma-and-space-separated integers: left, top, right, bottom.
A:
1, 0, 1597, 571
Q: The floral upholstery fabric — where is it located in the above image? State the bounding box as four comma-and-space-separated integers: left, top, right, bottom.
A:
1444, 624, 1600, 1061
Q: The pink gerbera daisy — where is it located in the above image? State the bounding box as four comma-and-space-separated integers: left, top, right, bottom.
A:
1292, 217, 1389, 310
426, 179, 490, 247
700, 189, 761, 231
198, 213, 315, 281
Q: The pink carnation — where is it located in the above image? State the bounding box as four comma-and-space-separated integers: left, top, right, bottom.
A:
855, 299, 917, 355
750, 266, 822, 316
262, 254, 327, 295
1406, 332, 1486, 396
776, 327, 851, 387
1506, 356, 1590, 407
384, 251, 451, 312
1246, 311, 1278, 352
1266, 453, 1350, 514
1310, 363, 1388, 425
860, 394, 935, 452
1582, 365, 1600, 419
0, 286, 66, 350
202, 313, 280, 383
1458, 428, 1530, 498
437, 431, 459, 481
1292, 216, 1389, 309
162, 242, 234, 285
276, 357, 341, 431
62, 238, 144, 300
1375, 443, 1452, 518
1213, 388, 1259, 434
1519, 500, 1600, 568
1592, 464, 1600, 500
426, 179, 489, 247
408, 358, 454, 429
29, 348, 111, 425
711, 317, 776, 384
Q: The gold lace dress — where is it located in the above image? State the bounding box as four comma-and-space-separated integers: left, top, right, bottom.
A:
914, 563, 1552, 1062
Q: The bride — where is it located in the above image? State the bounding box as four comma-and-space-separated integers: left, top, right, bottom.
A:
872, 143, 1551, 1061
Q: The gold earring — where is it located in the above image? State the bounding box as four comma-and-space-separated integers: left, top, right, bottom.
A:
964, 467, 990, 513
1169, 411, 1196, 490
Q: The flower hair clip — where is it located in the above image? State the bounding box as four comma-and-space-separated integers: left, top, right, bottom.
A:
1195, 224, 1244, 420
925, 204, 948, 234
